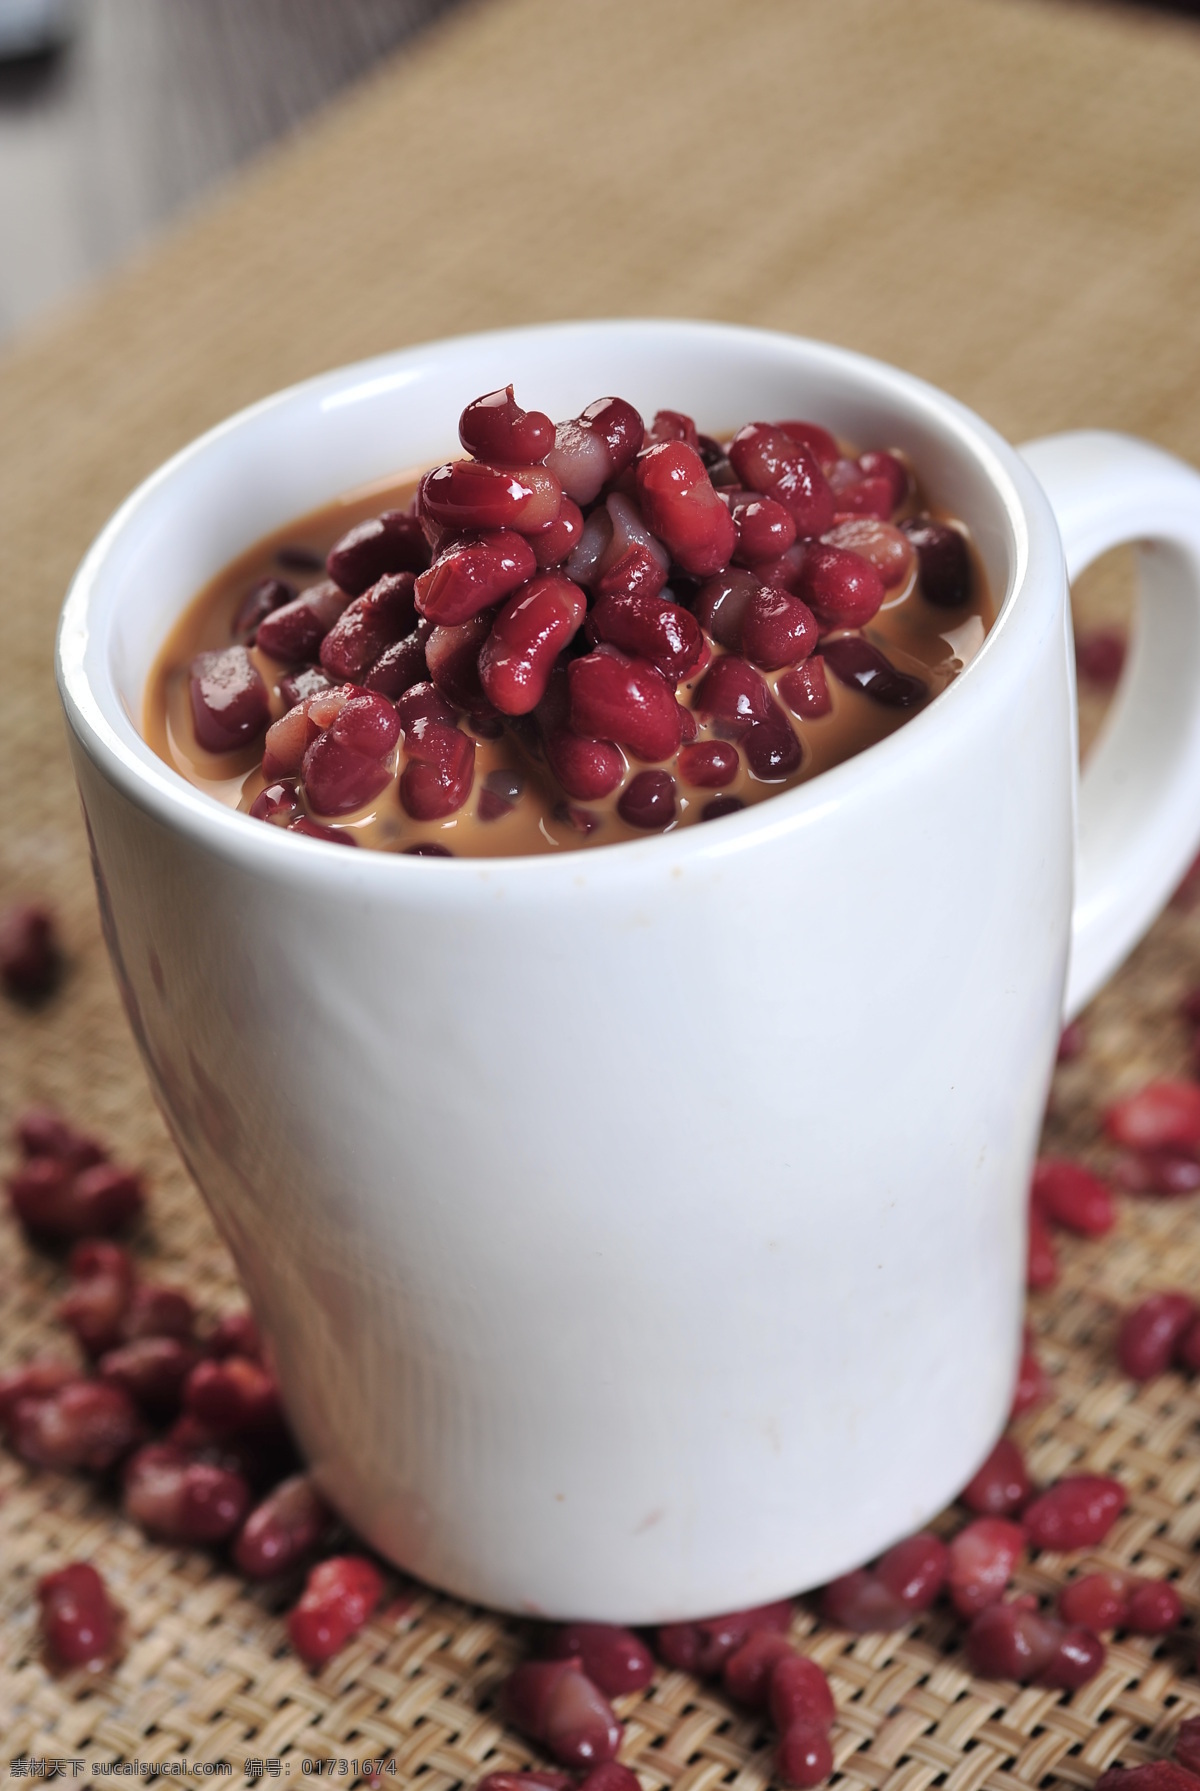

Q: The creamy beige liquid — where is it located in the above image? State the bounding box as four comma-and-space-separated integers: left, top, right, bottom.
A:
145, 471, 994, 856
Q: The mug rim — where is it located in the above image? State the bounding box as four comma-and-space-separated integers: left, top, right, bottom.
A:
57, 317, 1057, 896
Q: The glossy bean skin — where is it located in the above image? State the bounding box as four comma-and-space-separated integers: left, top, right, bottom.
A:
420, 460, 564, 535
636, 441, 737, 578
568, 646, 683, 762
415, 532, 538, 626
459, 385, 556, 465
479, 574, 587, 714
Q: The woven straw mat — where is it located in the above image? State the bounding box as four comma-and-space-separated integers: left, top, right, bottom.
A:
5, 0, 1200, 1779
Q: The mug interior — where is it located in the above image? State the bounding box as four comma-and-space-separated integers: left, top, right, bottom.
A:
62, 320, 1030, 845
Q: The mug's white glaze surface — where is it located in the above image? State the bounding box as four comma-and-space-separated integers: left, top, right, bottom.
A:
56, 322, 1200, 1621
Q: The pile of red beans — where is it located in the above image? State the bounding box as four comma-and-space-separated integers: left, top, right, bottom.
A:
188, 386, 973, 844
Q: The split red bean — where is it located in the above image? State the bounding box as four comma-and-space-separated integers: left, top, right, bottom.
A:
288, 1554, 384, 1668
545, 397, 644, 505
421, 460, 564, 536
302, 690, 401, 816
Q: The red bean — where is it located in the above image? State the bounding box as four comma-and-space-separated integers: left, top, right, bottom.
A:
1027, 1203, 1058, 1289
693, 569, 761, 650
693, 655, 774, 734
10, 1158, 144, 1242
1058, 1019, 1087, 1061
363, 629, 429, 700
647, 408, 700, 449
543, 1621, 655, 1695
678, 741, 739, 788
828, 458, 895, 520
1058, 1571, 1128, 1631
459, 385, 556, 465
798, 544, 885, 627
500, 1658, 622, 1768
1176, 1313, 1200, 1374
546, 397, 645, 504
901, 517, 972, 608
287, 1554, 385, 1667
1111, 1149, 1200, 1196
327, 510, 429, 596
319, 573, 418, 677
821, 636, 926, 709
756, 542, 809, 594
528, 498, 585, 570
963, 1600, 1060, 1681
100, 1336, 199, 1418
778, 656, 832, 720
576, 1768, 641, 1791
420, 460, 563, 536
822, 1532, 947, 1631
480, 574, 586, 714
123, 1440, 251, 1543
184, 1355, 284, 1437
744, 713, 802, 780
38, 1562, 122, 1670
730, 490, 797, 564
57, 1240, 136, 1356
656, 1600, 792, 1676
740, 586, 818, 670
1075, 625, 1127, 685
233, 576, 294, 643
960, 1436, 1031, 1517
396, 681, 459, 732
189, 647, 270, 752
776, 419, 840, 470
302, 691, 401, 816
823, 517, 914, 589
701, 795, 746, 822
636, 441, 737, 577
768, 1653, 836, 1730
233, 1472, 332, 1579
618, 769, 676, 829
249, 781, 300, 826
568, 646, 683, 762
1010, 1327, 1050, 1419
10, 1378, 143, 1472
256, 581, 351, 663
0, 903, 62, 998
400, 717, 476, 820
1106, 1081, 1200, 1150
1023, 1474, 1126, 1550
728, 424, 835, 536
415, 531, 538, 626
590, 591, 702, 682
1117, 1291, 1197, 1378
1178, 1725, 1200, 1777
1031, 1158, 1115, 1236
1099, 1768, 1200, 1791
722, 1631, 795, 1706
776, 1718, 833, 1789
0, 1358, 77, 1431
545, 731, 625, 801
14, 1107, 104, 1169
424, 612, 494, 711
204, 1307, 262, 1360
947, 1517, 1025, 1616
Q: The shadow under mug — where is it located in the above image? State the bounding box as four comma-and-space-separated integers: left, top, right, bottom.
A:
56, 320, 1200, 1621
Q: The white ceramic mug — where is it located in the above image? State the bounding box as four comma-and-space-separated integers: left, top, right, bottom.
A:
56, 321, 1200, 1622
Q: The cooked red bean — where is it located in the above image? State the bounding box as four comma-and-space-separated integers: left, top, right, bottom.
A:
415, 532, 538, 626
528, 499, 584, 570
288, 1555, 385, 1667
1023, 1474, 1126, 1550
249, 781, 300, 826
327, 510, 429, 595
1027, 1203, 1059, 1289
776, 1719, 833, 1789
1031, 1158, 1115, 1236
568, 646, 683, 762
590, 591, 703, 682
1112, 1149, 1200, 1195
655, 1601, 792, 1676
277, 665, 334, 709
798, 544, 885, 628
730, 490, 798, 565
204, 1307, 262, 1360
183, 1355, 284, 1437
362, 629, 428, 700
38, 1562, 122, 1670
1058, 1571, 1128, 1631
701, 795, 745, 822
10, 1378, 143, 1472
963, 1600, 1059, 1681
100, 1336, 199, 1418
901, 517, 972, 608
1117, 1290, 1197, 1379
693, 569, 762, 650
0, 1358, 77, 1430
14, 1107, 104, 1168
947, 1517, 1025, 1616
545, 397, 644, 504
1010, 1327, 1050, 1419
822, 1532, 948, 1631
828, 457, 896, 520
545, 732, 625, 802
647, 408, 700, 449
617, 769, 676, 829
480, 574, 587, 715
500, 1657, 622, 1768
302, 691, 401, 817
424, 612, 495, 712
959, 1436, 1031, 1517
728, 423, 835, 536
723, 1631, 796, 1706
233, 576, 293, 643
0, 903, 61, 999
693, 655, 774, 733
123, 1440, 251, 1543
233, 1472, 332, 1579
256, 581, 350, 663
57, 1240, 136, 1356
459, 385, 556, 465
399, 717, 476, 820
122, 1282, 196, 1343
319, 572, 418, 677
768, 1652, 835, 1730
778, 656, 832, 719
421, 460, 563, 536
678, 741, 739, 788
189, 647, 270, 752
396, 682, 458, 732
544, 1621, 655, 1695
636, 441, 737, 577
740, 586, 818, 670
744, 713, 803, 780
776, 419, 840, 470
1178, 1729, 1200, 1778
821, 635, 926, 709
10, 1159, 144, 1242
823, 517, 915, 589
1106, 1080, 1200, 1151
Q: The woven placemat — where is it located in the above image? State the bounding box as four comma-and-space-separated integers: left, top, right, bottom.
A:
5, 0, 1200, 1778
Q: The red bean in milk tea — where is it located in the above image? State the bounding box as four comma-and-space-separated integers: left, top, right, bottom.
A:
145, 387, 994, 855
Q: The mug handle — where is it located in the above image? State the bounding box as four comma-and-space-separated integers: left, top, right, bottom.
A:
1020, 430, 1200, 1019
